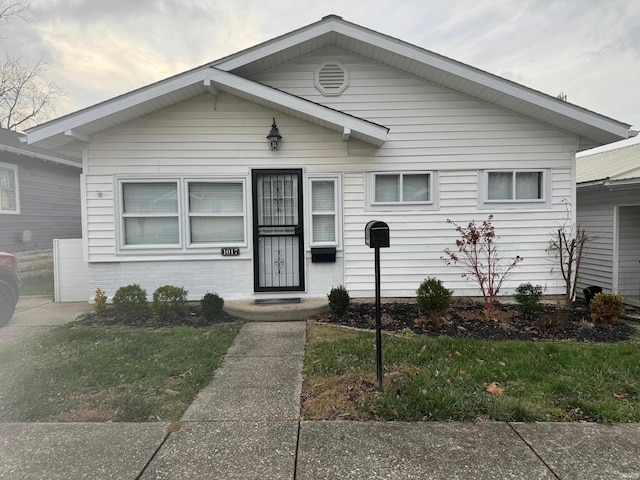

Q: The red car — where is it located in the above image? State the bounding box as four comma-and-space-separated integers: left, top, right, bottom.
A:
0, 252, 20, 326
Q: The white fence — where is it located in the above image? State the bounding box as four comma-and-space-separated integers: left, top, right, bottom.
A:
53, 239, 90, 302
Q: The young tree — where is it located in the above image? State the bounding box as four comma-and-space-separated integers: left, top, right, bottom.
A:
443, 215, 523, 318
0, 0, 62, 130
547, 202, 589, 306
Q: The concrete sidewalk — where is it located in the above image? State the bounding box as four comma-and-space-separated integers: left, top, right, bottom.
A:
1, 321, 640, 479
0, 296, 91, 348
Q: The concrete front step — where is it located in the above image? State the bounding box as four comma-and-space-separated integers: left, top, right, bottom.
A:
224, 298, 330, 321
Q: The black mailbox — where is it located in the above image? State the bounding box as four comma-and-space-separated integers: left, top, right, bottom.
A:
365, 220, 390, 248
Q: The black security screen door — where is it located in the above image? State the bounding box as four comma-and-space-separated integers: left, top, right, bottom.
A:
252, 169, 304, 292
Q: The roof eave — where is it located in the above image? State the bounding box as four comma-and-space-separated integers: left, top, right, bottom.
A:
0, 144, 81, 168
26, 67, 388, 149
215, 16, 631, 148
577, 178, 640, 190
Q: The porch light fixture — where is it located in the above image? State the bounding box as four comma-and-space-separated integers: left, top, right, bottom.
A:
266, 118, 282, 151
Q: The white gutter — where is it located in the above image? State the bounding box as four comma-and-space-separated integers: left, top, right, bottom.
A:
0, 144, 81, 168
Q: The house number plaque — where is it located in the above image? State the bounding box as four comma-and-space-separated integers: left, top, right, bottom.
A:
220, 248, 240, 256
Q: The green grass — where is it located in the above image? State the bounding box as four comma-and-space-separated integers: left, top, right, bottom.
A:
20, 272, 54, 295
303, 324, 640, 422
0, 323, 241, 422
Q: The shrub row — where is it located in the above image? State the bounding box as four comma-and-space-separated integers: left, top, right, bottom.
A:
93, 285, 225, 322
326, 281, 625, 326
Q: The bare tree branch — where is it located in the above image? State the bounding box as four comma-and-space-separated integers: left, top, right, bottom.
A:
0, 55, 63, 130
0, 1, 63, 130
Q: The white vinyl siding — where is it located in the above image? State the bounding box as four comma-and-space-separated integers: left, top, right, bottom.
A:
83, 49, 577, 300
0, 162, 19, 214
576, 186, 640, 306
617, 206, 640, 305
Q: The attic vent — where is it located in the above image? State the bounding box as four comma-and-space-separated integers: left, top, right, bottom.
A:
315, 61, 349, 96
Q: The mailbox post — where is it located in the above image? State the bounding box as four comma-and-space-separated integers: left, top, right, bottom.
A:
365, 220, 390, 390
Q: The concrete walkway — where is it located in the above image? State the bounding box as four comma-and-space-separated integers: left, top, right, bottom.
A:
0, 295, 91, 348
1, 315, 640, 478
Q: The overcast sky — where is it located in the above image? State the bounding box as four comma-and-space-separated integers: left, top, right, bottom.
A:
2, 0, 639, 153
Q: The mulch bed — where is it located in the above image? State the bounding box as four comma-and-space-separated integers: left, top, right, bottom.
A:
77, 305, 238, 328
315, 300, 637, 342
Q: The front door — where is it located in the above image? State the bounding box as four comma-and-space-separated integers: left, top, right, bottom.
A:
252, 169, 304, 292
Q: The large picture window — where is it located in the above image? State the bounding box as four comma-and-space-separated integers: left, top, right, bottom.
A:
118, 178, 246, 251
0, 163, 19, 214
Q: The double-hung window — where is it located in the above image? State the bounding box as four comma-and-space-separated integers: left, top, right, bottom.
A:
309, 177, 339, 246
0, 163, 19, 214
118, 178, 246, 251
121, 182, 180, 247
188, 182, 245, 245
480, 170, 549, 208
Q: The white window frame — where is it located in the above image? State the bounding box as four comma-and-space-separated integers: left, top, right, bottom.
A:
366, 171, 438, 210
0, 162, 19, 214
116, 177, 248, 253
118, 179, 182, 250
479, 169, 551, 209
186, 179, 247, 248
306, 174, 341, 249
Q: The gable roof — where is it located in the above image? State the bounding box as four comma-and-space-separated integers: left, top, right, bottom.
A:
0, 127, 80, 168
25, 15, 634, 157
577, 143, 640, 186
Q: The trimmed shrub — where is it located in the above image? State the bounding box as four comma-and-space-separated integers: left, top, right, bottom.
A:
416, 277, 453, 315
590, 292, 625, 325
94, 288, 107, 316
201, 292, 225, 320
112, 284, 151, 323
514, 283, 544, 316
328, 285, 350, 317
152, 285, 189, 322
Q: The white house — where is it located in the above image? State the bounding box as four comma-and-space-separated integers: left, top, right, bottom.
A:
577, 144, 640, 307
24, 15, 635, 302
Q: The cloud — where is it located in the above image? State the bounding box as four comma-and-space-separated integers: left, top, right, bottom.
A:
0, 0, 637, 133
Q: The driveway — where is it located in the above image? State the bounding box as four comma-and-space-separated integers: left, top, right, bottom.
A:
0, 296, 91, 348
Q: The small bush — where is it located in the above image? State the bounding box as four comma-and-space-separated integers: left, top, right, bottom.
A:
94, 288, 107, 316
328, 285, 350, 317
201, 292, 225, 320
416, 277, 453, 315
152, 285, 189, 322
590, 292, 625, 325
112, 284, 151, 323
514, 283, 544, 316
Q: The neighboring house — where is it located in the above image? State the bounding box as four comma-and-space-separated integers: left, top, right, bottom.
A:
24, 15, 635, 302
0, 127, 82, 253
576, 144, 640, 307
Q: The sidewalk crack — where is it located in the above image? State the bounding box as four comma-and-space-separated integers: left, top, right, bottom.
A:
292, 420, 302, 480
134, 427, 172, 480
507, 423, 561, 480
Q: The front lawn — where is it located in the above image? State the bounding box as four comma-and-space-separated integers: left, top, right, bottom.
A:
0, 323, 241, 422
303, 323, 640, 422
